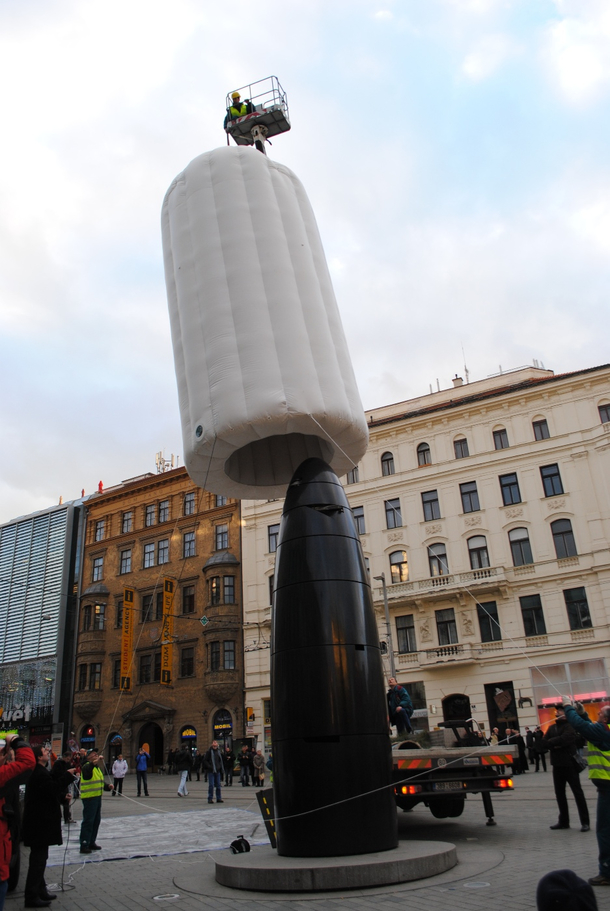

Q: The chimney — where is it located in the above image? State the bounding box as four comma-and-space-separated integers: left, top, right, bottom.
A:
452, 375, 464, 388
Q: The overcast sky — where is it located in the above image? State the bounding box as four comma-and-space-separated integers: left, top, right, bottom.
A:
1, 0, 609, 523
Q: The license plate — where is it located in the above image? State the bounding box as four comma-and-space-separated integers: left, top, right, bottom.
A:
433, 781, 463, 791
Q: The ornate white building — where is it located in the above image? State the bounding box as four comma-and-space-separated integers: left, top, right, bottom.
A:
241, 364, 610, 747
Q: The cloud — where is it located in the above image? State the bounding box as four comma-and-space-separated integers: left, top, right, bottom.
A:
543, 0, 610, 104
462, 33, 522, 80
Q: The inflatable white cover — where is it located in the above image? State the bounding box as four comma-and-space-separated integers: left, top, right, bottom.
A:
162, 146, 368, 499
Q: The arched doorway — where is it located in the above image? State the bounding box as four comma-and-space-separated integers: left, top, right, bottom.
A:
107, 732, 123, 766
213, 709, 233, 748
139, 721, 164, 769
180, 725, 197, 752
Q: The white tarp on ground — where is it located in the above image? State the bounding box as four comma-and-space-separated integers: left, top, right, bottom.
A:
162, 146, 368, 499
47, 809, 269, 865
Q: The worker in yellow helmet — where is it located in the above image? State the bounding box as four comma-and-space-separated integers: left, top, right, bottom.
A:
224, 91, 252, 130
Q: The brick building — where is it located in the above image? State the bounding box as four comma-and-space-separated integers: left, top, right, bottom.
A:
73, 467, 243, 767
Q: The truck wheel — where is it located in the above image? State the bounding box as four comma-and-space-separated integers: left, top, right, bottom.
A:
395, 797, 418, 812
429, 797, 465, 819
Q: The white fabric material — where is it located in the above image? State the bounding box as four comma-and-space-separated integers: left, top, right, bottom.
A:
162, 146, 368, 498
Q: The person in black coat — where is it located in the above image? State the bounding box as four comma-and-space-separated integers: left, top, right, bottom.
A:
50, 750, 74, 824
543, 712, 590, 831
533, 725, 548, 772
223, 746, 235, 786
22, 745, 76, 907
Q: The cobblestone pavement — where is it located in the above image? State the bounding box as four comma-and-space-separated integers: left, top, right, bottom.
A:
6, 769, 610, 911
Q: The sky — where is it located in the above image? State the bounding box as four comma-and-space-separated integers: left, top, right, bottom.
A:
1, 0, 609, 523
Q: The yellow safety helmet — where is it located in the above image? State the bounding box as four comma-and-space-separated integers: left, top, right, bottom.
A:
231, 91, 241, 100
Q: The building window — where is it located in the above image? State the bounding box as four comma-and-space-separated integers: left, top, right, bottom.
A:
421, 490, 441, 521
215, 524, 228, 550
564, 587, 592, 630
82, 605, 92, 631
112, 659, 121, 689
460, 481, 480, 513
435, 608, 458, 645
396, 614, 416, 653
142, 595, 153, 623
223, 576, 235, 604
95, 520, 105, 542
145, 504, 156, 527
183, 531, 196, 558
493, 428, 509, 450
509, 527, 533, 566
116, 599, 123, 629
224, 640, 236, 669
210, 641, 220, 671
89, 663, 102, 690
428, 543, 448, 577
599, 404, 610, 424
215, 494, 227, 507
381, 452, 395, 476
153, 651, 161, 683
120, 549, 132, 574
78, 665, 87, 691
551, 519, 577, 559
139, 655, 152, 684
92, 603, 105, 630
268, 574, 274, 605
143, 542, 155, 568
540, 464, 564, 497
155, 591, 164, 621
92, 556, 104, 582
454, 437, 469, 459
268, 524, 280, 553
477, 601, 501, 642
121, 511, 133, 534
385, 498, 402, 529
500, 473, 521, 505
417, 442, 431, 466
184, 492, 196, 516
210, 576, 221, 605
520, 594, 546, 637
533, 419, 550, 440
389, 550, 408, 584
468, 535, 490, 570
352, 506, 366, 535
182, 585, 195, 614
346, 466, 359, 484
181, 647, 194, 677
159, 499, 170, 522
158, 539, 169, 564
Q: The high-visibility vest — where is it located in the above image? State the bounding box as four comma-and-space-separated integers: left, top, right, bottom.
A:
588, 734, 610, 783
80, 765, 105, 799
229, 103, 247, 119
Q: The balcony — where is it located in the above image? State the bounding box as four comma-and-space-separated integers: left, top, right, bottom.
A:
73, 690, 103, 719
420, 643, 478, 666
377, 565, 507, 603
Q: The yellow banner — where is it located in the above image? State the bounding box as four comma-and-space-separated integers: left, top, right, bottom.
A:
120, 588, 134, 691
161, 578, 175, 686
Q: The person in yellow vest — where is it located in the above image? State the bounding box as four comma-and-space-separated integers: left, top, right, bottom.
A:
79, 749, 111, 855
223, 91, 253, 130
562, 696, 610, 886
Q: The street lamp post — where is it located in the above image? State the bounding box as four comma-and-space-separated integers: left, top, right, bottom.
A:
373, 572, 396, 678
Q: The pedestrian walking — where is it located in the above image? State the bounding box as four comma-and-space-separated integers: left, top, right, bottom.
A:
111, 754, 128, 795
203, 741, 224, 804
543, 710, 590, 832
174, 745, 193, 797
23, 745, 77, 907
135, 747, 150, 797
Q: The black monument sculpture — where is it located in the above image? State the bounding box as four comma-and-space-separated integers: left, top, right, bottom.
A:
271, 458, 398, 857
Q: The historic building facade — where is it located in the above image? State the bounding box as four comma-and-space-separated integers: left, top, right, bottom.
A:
73, 467, 243, 766
241, 364, 610, 747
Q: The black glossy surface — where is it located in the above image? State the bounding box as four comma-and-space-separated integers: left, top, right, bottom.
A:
271, 458, 398, 857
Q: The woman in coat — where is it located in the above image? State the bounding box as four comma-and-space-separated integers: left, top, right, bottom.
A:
22, 745, 76, 908
0, 735, 36, 911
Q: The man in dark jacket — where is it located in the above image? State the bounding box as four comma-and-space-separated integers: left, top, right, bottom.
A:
50, 750, 74, 823
543, 710, 590, 832
203, 741, 224, 804
563, 696, 610, 886
223, 746, 235, 786
533, 725, 548, 772
387, 677, 414, 736
23, 745, 77, 907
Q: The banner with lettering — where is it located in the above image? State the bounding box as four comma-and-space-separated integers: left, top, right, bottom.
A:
120, 588, 134, 691
161, 578, 175, 686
